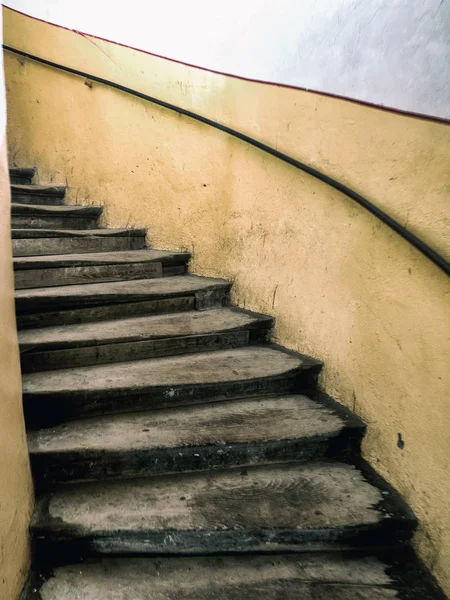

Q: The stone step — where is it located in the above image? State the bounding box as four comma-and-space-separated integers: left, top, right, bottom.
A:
15, 274, 232, 329
28, 395, 364, 485
28, 553, 438, 600
11, 203, 102, 229
19, 307, 273, 371
11, 183, 66, 205
21, 346, 321, 427
11, 228, 147, 256
9, 167, 35, 184
14, 249, 191, 289
31, 462, 414, 558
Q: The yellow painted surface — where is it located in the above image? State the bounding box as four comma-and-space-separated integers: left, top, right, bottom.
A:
0, 137, 33, 599
4, 7, 450, 595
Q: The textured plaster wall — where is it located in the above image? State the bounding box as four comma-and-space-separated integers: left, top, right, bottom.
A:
4, 0, 450, 119
4, 8, 450, 596
0, 11, 33, 599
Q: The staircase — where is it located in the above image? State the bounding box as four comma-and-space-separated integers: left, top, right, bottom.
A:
10, 167, 444, 599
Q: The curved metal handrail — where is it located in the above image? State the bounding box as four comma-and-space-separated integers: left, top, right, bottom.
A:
4, 44, 449, 277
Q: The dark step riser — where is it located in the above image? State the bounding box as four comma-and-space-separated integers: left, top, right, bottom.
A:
14, 262, 187, 289
32, 520, 414, 561
12, 217, 100, 230
13, 236, 146, 257
9, 168, 35, 184
20, 327, 269, 372
16, 288, 229, 329
24, 369, 319, 428
10, 175, 32, 185
31, 431, 363, 487
16, 297, 197, 330
12, 194, 65, 206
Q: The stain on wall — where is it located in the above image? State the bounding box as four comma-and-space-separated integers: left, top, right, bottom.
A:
3, 7, 450, 596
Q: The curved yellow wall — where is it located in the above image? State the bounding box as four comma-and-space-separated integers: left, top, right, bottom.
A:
0, 139, 33, 598
4, 7, 450, 595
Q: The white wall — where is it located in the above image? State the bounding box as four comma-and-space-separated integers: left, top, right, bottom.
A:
4, 0, 450, 119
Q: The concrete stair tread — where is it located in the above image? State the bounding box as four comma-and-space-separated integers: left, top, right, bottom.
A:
18, 307, 269, 350
14, 248, 190, 270
11, 183, 66, 196
31, 554, 405, 600
31, 461, 410, 554
11, 203, 102, 216
19, 307, 272, 372
14, 248, 188, 289
15, 274, 230, 312
12, 229, 148, 259
22, 346, 314, 397
27, 395, 364, 484
11, 228, 146, 238
28, 395, 344, 453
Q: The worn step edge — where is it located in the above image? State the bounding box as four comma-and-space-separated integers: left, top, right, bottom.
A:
11, 217, 100, 231
12, 184, 66, 196
31, 462, 415, 558
19, 554, 396, 600
28, 395, 364, 485
21, 551, 449, 600
14, 263, 168, 289
12, 190, 65, 206
12, 197, 65, 206
22, 329, 252, 371
15, 276, 232, 330
19, 307, 265, 351
22, 346, 322, 426
15, 275, 230, 311
19, 309, 273, 371
14, 249, 191, 270
16, 295, 200, 330
14, 251, 191, 289
12, 231, 147, 258
11, 203, 102, 216
19, 306, 274, 353
11, 228, 147, 239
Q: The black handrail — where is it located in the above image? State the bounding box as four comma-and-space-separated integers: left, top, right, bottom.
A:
4, 44, 449, 277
